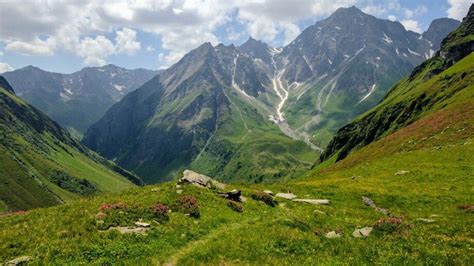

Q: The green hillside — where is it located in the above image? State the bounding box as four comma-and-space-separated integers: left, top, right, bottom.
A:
1, 29, 472, 262
1, 4, 473, 266
0, 77, 142, 212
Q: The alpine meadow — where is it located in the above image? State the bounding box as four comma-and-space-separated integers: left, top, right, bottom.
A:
0, 1, 473, 265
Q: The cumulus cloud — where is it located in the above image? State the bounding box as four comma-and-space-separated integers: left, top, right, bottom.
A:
226, 28, 245, 42
77, 36, 115, 66
0, 62, 14, 73
387, 15, 397, 21
281, 23, 301, 45
401, 19, 422, 33
447, 0, 472, 20
236, 0, 356, 44
115, 28, 141, 55
362, 5, 387, 16
5, 38, 56, 56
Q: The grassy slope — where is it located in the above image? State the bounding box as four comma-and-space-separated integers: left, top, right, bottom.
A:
190, 89, 317, 183
1, 98, 472, 264
0, 86, 137, 212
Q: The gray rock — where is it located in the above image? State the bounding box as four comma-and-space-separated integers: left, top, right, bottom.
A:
135, 221, 151, 227
109, 226, 149, 234
263, 190, 274, 195
275, 192, 297, 200
6, 256, 32, 265
395, 170, 410, 176
293, 199, 330, 205
416, 218, 436, 223
217, 189, 242, 202
180, 170, 225, 189
362, 196, 389, 215
325, 231, 342, 238
352, 227, 373, 238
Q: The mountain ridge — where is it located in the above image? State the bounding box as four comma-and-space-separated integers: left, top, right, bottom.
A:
83, 6, 461, 183
2, 64, 159, 136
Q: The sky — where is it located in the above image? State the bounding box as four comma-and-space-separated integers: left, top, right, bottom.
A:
0, 0, 472, 74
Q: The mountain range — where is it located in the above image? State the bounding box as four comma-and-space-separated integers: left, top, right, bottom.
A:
83, 6, 460, 183
2, 65, 158, 137
1, 4, 472, 263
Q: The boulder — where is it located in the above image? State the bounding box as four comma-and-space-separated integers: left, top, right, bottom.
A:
395, 170, 410, 176
325, 231, 342, 238
352, 227, 373, 238
135, 221, 151, 227
109, 226, 149, 234
6, 256, 31, 265
217, 189, 243, 202
263, 190, 274, 195
179, 170, 225, 189
275, 192, 297, 200
293, 199, 330, 205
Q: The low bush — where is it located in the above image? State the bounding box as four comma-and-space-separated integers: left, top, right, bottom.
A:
251, 191, 277, 207
373, 217, 403, 234
176, 195, 200, 218
151, 203, 170, 222
227, 200, 243, 213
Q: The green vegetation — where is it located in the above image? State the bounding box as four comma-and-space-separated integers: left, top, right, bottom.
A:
1, 128, 472, 264
0, 81, 141, 212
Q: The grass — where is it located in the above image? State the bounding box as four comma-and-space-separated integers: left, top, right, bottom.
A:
1, 122, 472, 264
0, 86, 137, 212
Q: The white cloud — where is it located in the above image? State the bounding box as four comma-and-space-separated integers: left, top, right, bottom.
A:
77, 36, 115, 66
5, 37, 56, 56
0, 51, 3, 56
226, 28, 244, 42
281, 22, 301, 45
404, 5, 427, 19
146, 45, 155, 52
401, 19, 422, 33
362, 5, 386, 16
115, 28, 141, 55
0, 62, 14, 73
236, 0, 356, 45
447, 0, 472, 20
387, 15, 397, 21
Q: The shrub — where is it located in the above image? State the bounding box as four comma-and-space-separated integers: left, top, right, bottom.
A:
251, 191, 277, 207
373, 217, 403, 234
227, 200, 243, 213
98, 202, 128, 212
151, 203, 170, 222
176, 195, 200, 218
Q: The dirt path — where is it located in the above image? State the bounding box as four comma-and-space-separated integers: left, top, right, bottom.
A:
162, 220, 254, 266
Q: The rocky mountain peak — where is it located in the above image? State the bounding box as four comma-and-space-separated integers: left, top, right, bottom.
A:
423, 18, 461, 50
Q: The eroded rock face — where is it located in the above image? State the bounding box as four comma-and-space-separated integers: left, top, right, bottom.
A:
179, 170, 225, 189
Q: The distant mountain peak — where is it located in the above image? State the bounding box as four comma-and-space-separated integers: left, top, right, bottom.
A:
423, 17, 461, 50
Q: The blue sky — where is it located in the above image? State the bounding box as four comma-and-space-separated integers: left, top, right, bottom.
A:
0, 0, 471, 74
